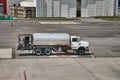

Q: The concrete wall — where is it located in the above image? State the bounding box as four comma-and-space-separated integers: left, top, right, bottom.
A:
46, 0, 52, 17
81, 0, 118, 17
114, 0, 118, 16
35, 0, 45, 17
7, 0, 119, 17
53, 0, 60, 17
35, 0, 76, 17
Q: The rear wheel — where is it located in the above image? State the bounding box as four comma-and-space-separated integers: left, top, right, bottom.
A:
35, 48, 42, 56
77, 48, 85, 55
44, 48, 52, 55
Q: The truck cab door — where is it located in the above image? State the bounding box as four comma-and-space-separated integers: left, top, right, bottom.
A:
71, 37, 80, 49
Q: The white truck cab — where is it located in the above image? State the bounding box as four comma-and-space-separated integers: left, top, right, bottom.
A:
71, 36, 89, 54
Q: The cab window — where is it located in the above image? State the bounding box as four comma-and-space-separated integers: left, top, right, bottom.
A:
72, 38, 80, 42
72, 38, 78, 42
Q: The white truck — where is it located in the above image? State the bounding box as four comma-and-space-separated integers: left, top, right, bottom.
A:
17, 33, 89, 55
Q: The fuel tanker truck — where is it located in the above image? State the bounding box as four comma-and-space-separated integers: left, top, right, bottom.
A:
17, 33, 89, 55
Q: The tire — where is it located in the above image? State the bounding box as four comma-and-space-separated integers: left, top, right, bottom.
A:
35, 48, 42, 56
44, 48, 52, 55
77, 48, 85, 55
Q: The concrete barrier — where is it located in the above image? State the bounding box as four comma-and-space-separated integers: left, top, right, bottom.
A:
0, 48, 13, 59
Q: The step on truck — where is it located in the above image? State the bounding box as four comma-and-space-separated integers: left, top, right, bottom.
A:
17, 33, 89, 55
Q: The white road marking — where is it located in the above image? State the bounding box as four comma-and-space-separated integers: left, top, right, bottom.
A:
49, 55, 79, 58
90, 52, 96, 59
39, 21, 80, 24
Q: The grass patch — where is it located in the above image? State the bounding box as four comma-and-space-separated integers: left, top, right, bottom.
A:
94, 16, 120, 21
112, 46, 120, 52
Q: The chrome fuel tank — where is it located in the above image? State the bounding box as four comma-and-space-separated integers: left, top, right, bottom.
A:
33, 33, 70, 46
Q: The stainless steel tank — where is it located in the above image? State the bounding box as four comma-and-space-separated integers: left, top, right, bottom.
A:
33, 33, 70, 46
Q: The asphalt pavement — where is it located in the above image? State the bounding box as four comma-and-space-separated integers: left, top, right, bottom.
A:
0, 58, 120, 80
0, 19, 120, 80
0, 20, 120, 57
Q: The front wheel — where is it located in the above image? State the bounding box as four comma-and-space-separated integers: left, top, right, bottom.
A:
77, 48, 85, 55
